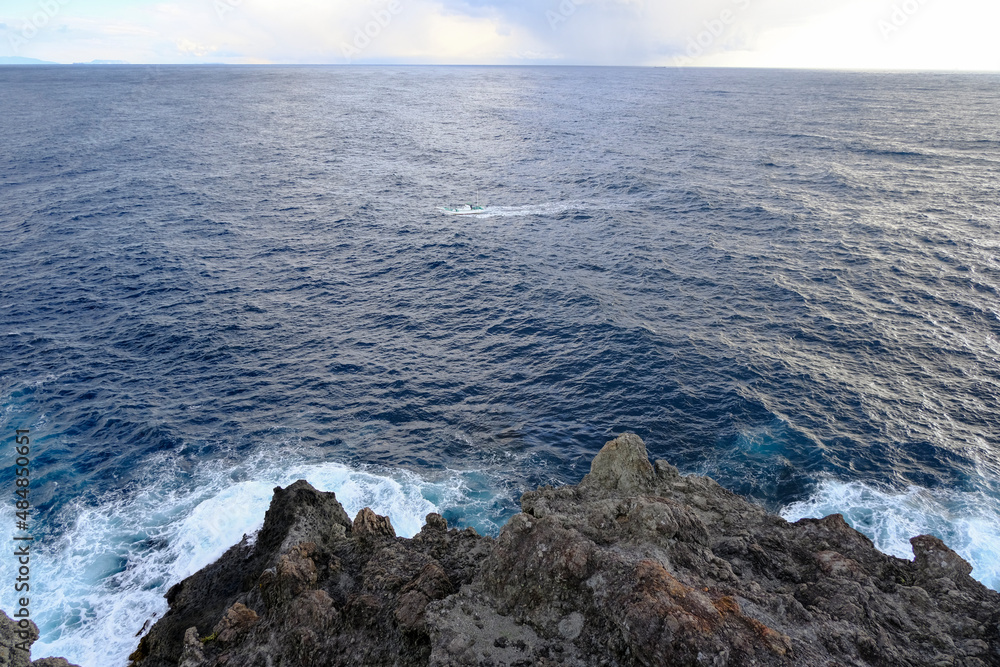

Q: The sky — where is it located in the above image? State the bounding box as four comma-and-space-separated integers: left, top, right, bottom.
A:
0, 0, 998, 70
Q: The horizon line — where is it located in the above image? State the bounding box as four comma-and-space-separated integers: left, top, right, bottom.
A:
3, 62, 1000, 74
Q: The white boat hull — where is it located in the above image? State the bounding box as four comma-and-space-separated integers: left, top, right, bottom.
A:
440, 206, 486, 215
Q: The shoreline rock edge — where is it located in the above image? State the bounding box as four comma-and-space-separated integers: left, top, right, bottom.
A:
7, 434, 999, 666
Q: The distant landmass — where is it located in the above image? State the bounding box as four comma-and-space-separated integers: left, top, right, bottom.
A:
73, 59, 130, 65
0, 56, 58, 65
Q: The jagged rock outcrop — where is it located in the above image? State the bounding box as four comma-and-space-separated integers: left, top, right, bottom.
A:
125, 433, 1000, 666
128, 479, 490, 667
0, 610, 81, 667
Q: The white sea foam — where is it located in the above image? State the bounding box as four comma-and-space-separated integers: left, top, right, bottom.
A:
1, 451, 498, 667
13, 446, 998, 667
476, 203, 580, 218
781, 479, 1000, 592
475, 200, 621, 218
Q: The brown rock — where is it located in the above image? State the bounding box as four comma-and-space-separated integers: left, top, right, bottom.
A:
212, 602, 259, 644
353, 507, 397, 539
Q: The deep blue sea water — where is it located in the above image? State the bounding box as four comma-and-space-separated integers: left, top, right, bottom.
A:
1, 65, 998, 666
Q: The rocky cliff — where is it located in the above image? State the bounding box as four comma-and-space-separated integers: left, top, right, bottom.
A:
10, 433, 1000, 666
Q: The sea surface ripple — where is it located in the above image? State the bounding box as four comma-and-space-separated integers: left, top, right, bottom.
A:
1, 66, 999, 666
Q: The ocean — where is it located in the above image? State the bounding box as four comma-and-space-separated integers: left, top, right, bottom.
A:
1, 65, 998, 666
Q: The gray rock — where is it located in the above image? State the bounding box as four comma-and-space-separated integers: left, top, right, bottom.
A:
0, 610, 81, 667
176, 628, 205, 667
0, 610, 36, 667
579, 432, 656, 493
120, 432, 1000, 666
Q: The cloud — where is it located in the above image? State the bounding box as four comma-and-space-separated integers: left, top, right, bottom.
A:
0, 0, 997, 69
176, 38, 216, 57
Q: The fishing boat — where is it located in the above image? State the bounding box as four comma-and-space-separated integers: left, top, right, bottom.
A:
440, 203, 486, 215
440, 191, 486, 215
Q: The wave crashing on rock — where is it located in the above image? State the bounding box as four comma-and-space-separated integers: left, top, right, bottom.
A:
8, 433, 999, 666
